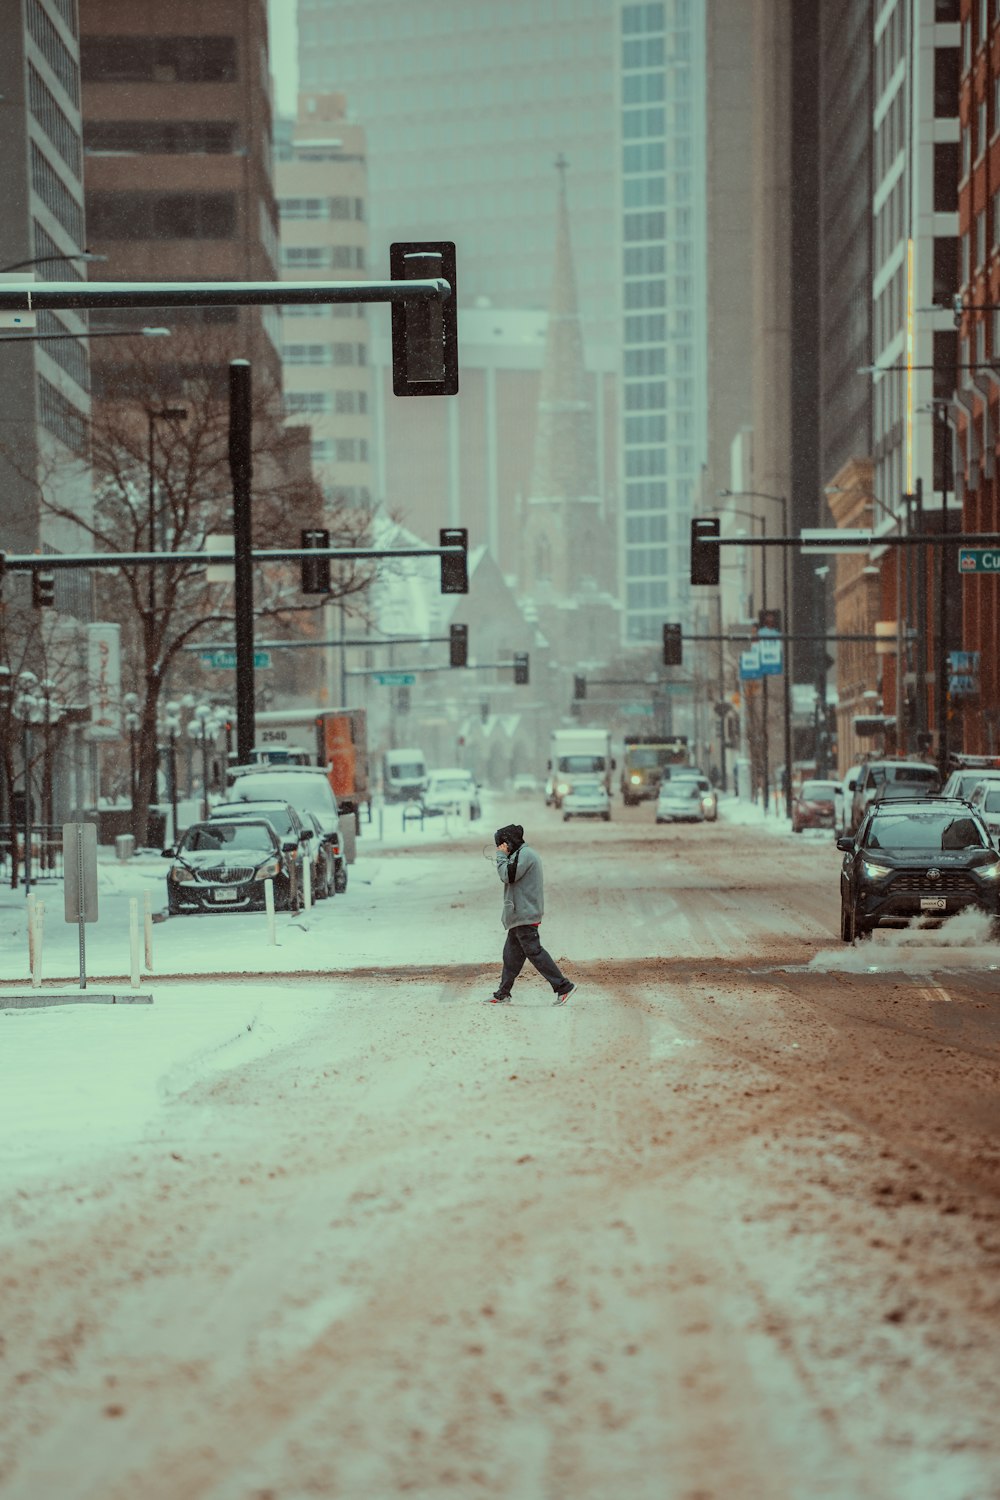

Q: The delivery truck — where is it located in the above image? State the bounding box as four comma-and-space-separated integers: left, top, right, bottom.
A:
247, 707, 370, 831
620, 735, 689, 805
545, 728, 614, 809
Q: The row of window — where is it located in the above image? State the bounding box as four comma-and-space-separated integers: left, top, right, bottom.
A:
32, 219, 83, 281
28, 61, 81, 177
31, 140, 83, 244
625, 206, 692, 243
35, 311, 90, 393
28, 0, 78, 106
38, 373, 87, 452
625, 311, 693, 346
874, 175, 907, 268
87, 190, 237, 240
624, 138, 690, 174
625, 513, 667, 543
280, 246, 365, 270
283, 304, 365, 319
874, 1, 908, 101
84, 120, 239, 155
278, 196, 365, 221
80, 36, 238, 85
309, 438, 369, 463
962, 0, 999, 67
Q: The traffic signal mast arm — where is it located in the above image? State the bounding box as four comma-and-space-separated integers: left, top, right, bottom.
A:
0, 542, 466, 569
0, 276, 451, 312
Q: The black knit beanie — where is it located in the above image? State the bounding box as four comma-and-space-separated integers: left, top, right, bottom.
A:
494, 823, 524, 850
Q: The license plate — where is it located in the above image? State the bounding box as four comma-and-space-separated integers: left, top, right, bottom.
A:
213, 888, 239, 902
920, 896, 947, 911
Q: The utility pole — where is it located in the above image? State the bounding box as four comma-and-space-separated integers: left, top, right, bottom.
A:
229, 360, 255, 765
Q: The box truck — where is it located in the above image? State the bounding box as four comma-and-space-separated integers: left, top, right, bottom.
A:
620, 735, 689, 805
546, 728, 614, 809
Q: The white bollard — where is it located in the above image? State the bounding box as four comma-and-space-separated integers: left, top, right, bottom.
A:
26, 892, 36, 983
129, 897, 141, 988
302, 851, 312, 913
143, 889, 154, 971
264, 877, 277, 945
33, 901, 45, 989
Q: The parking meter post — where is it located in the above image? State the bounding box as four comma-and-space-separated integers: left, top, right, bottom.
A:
264, 877, 276, 945
129, 897, 141, 989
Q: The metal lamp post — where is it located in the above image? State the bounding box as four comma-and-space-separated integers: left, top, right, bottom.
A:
0, 664, 11, 837
123, 691, 140, 839
13, 672, 41, 893
161, 701, 182, 844
189, 704, 218, 821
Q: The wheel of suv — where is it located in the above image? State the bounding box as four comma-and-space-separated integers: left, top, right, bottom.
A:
841, 898, 856, 943
334, 863, 348, 894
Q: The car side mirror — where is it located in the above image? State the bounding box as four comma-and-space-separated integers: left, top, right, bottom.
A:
836, 836, 854, 852
162, 847, 175, 858
282, 840, 298, 853
301, 827, 313, 839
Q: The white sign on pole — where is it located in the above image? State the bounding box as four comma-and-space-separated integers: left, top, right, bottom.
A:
63, 822, 99, 923
205, 534, 236, 585
0, 271, 37, 329
86, 623, 122, 739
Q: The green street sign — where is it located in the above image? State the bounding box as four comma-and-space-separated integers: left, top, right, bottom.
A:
199, 649, 271, 669
958, 549, 1000, 574
374, 671, 416, 686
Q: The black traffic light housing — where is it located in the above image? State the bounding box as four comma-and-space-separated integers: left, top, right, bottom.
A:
439, 526, 468, 593
662, 622, 682, 666
513, 652, 529, 685
390, 241, 458, 396
300, 528, 330, 594
449, 622, 468, 667
574, 674, 587, 700
690, 516, 720, 586
32, 569, 55, 609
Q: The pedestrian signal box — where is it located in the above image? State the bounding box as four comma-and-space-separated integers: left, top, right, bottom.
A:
662, 622, 682, 666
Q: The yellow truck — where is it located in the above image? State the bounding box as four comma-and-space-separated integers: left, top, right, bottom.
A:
620, 735, 689, 805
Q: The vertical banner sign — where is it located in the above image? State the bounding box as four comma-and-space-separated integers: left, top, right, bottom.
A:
86, 623, 121, 739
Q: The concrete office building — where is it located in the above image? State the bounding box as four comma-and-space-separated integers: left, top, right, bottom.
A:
0, 0, 93, 568
295, 0, 619, 352
275, 94, 374, 512
80, 0, 281, 386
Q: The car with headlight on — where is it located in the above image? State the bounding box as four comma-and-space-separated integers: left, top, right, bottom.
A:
163, 818, 292, 914
837, 797, 1000, 941
562, 782, 611, 821
968, 780, 1000, 843
422, 768, 481, 820
672, 771, 718, 821
791, 777, 840, 833
655, 779, 705, 824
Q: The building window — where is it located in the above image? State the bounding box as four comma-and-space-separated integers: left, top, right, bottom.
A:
30, 142, 84, 243
35, 311, 90, 392
977, 97, 987, 158
278, 197, 329, 219
334, 389, 368, 414
32, 219, 83, 281
85, 120, 238, 154
87, 190, 236, 239
282, 343, 332, 364
80, 35, 238, 84
37, 373, 87, 452
285, 391, 332, 414
331, 343, 366, 365
281, 246, 331, 268
934, 236, 959, 303
934, 141, 960, 211
335, 438, 368, 462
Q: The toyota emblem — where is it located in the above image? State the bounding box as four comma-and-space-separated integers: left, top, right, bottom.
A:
927, 868, 941, 881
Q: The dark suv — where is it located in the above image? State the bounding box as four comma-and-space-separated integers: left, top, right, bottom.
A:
837, 797, 1000, 941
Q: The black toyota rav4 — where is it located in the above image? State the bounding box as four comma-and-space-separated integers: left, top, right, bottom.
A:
837, 796, 1000, 941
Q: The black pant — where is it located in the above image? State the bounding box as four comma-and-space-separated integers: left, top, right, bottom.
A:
499, 924, 569, 995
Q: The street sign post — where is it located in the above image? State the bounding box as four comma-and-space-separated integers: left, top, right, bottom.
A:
199, 649, 271, 669
374, 672, 416, 686
63, 822, 98, 991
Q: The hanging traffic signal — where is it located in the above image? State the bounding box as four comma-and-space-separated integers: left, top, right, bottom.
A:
513, 652, 529, 685
449, 622, 468, 667
662, 622, 682, 666
390, 241, 459, 396
32, 569, 55, 609
300, 528, 330, 593
574, 674, 587, 700
439, 526, 468, 593
690, 516, 720, 585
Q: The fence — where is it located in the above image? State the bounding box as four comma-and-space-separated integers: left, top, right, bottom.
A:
0, 824, 66, 884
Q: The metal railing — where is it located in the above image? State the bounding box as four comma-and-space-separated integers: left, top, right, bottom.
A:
0, 824, 65, 884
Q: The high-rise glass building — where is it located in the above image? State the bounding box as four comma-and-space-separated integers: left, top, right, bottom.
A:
617, 0, 707, 642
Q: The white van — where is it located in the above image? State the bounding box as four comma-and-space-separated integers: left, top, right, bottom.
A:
224, 767, 355, 866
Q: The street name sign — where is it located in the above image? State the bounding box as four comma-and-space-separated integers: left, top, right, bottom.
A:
199, 649, 271, 669
800, 528, 876, 553
958, 549, 1000, 573
374, 671, 416, 686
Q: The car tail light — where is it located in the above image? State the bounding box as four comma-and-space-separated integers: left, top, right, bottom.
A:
332, 842, 340, 856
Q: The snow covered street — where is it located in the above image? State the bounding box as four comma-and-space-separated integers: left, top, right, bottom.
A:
2, 797, 1000, 1498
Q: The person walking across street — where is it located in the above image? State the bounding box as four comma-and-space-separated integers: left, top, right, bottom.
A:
489, 823, 576, 1005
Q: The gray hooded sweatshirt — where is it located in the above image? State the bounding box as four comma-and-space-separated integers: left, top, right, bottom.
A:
496, 842, 544, 929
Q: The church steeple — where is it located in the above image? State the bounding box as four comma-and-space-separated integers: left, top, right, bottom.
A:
527, 155, 599, 505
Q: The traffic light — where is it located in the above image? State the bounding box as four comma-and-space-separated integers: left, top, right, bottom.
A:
439, 526, 468, 593
390, 241, 459, 396
300, 528, 330, 594
757, 608, 782, 632
574, 674, 587, 700
449, 622, 468, 667
32, 569, 55, 609
397, 685, 410, 713
690, 516, 720, 586
513, 652, 529, 685
662, 622, 682, 666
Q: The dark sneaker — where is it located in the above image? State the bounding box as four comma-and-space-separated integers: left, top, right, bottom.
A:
489, 990, 512, 1004
553, 982, 576, 1005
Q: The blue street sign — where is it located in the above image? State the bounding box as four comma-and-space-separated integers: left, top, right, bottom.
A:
739, 645, 762, 681
374, 671, 416, 686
